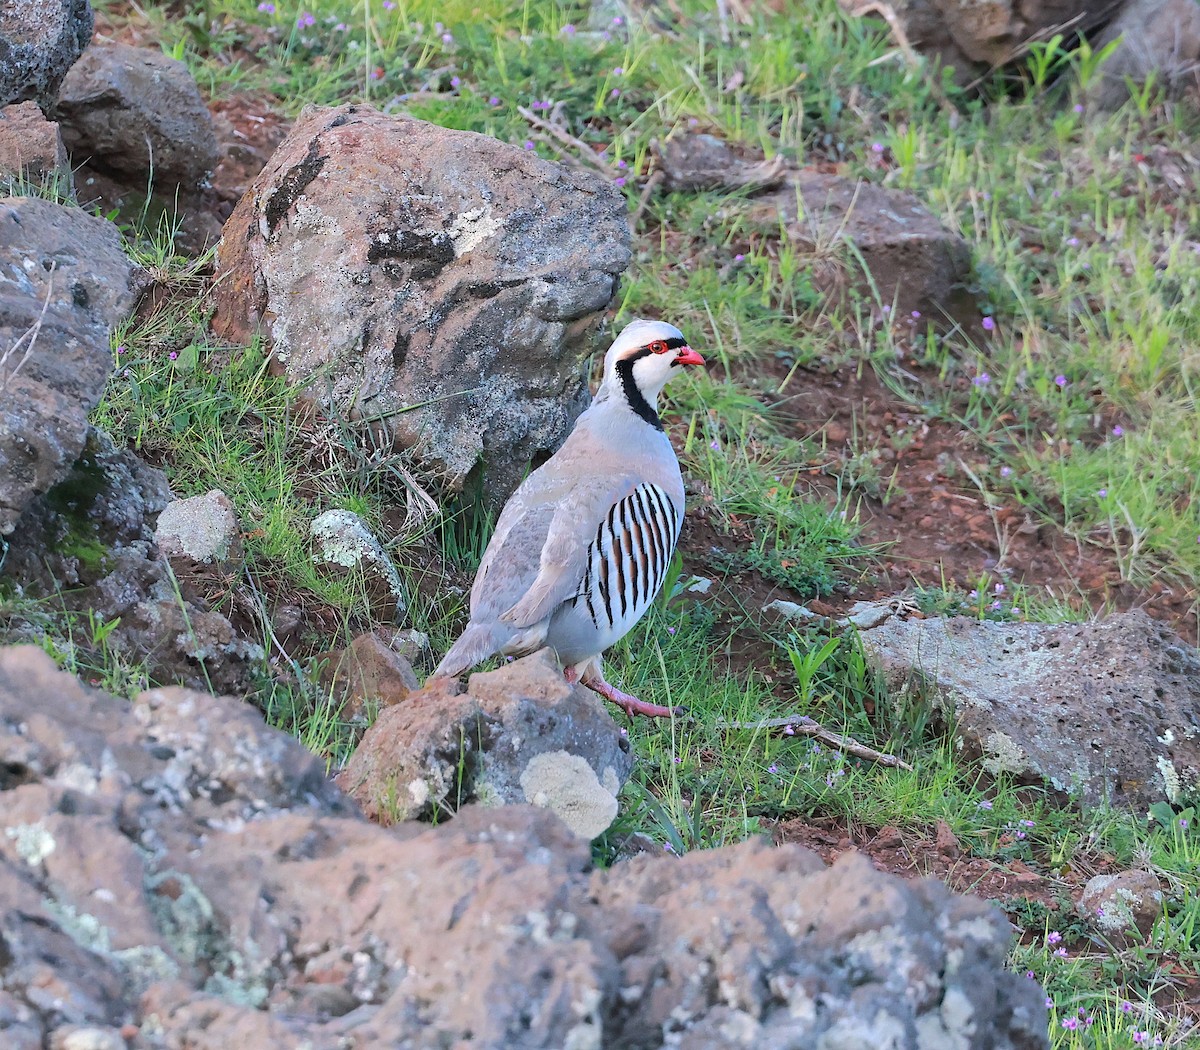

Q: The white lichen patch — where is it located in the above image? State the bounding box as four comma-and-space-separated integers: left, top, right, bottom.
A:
520, 750, 618, 838
5, 821, 56, 865
1156, 754, 1182, 803
407, 778, 430, 807
446, 204, 503, 256
980, 730, 1027, 776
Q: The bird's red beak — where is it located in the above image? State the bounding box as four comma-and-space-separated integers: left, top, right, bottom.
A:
675, 346, 705, 367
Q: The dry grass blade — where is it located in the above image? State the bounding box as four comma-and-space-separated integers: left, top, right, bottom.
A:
0, 263, 55, 391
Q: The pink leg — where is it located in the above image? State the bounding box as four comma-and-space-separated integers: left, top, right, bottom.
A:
563, 666, 579, 684
579, 666, 681, 719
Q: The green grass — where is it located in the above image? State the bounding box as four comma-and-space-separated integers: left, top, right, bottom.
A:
6, 1, 1198, 1044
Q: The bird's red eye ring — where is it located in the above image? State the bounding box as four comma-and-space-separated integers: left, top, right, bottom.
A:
649, 340, 670, 354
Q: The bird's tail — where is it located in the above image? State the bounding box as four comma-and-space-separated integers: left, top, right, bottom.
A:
432, 622, 505, 679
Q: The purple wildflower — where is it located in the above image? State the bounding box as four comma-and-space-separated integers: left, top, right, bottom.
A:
561, 23, 576, 35
1055, 374, 1068, 387
973, 373, 991, 387
614, 176, 626, 187
488, 96, 500, 106
982, 316, 995, 331
296, 12, 315, 27
450, 76, 460, 88
1000, 466, 1012, 477
1112, 424, 1124, 436
523, 140, 534, 150
256, 2, 275, 11
871, 142, 884, 153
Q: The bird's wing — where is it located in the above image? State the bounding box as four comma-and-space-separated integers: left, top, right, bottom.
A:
492, 473, 644, 631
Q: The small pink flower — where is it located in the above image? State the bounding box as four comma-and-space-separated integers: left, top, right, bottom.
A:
169, 351, 178, 360
982, 316, 995, 331
614, 176, 626, 187
1055, 374, 1067, 387
1112, 424, 1124, 437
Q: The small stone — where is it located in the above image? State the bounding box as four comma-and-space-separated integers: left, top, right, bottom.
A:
318, 630, 421, 722
934, 820, 961, 859
763, 599, 818, 621
1077, 869, 1163, 946
310, 509, 406, 621
155, 490, 242, 567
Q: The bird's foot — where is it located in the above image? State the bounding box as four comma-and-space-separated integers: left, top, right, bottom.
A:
580, 672, 682, 719
563, 666, 580, 684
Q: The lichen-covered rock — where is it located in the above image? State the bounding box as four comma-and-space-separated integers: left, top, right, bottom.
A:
0, 101, 73, 194
310, 507, 406, 621
1077, 869, 1163, 946
155, 489, 243, 568
54, 42, 219, 188
858, 605, 1200, 809
0, 644, 1048, 1049
212, 103, 632, 505
2, 430, 263, 695
0, 0, 93, 109
336, 648, 634, 837
0, 197, 143, 534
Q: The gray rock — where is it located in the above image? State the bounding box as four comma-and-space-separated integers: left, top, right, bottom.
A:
54, 42, 219, 188
743, 171, 971, 318
655, 133, 786, 192
1, 430, 264, 696
0, 101, 73, 195
0, 197, 143, 534
1077, 869, 1163, 946
310, 508, 406, 621
0, 644, 1047, 1049
1094, 0, 1200, 108
336, 648, 635, 837
858, 608, 1200, 809
155, 489, 243, 567
0, 0, 93, 109
212, 103, 632, 506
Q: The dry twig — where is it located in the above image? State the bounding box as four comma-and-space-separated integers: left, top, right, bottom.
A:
517, 106, 612, 178
712, 712, 914, 771
1, 264, 55, 391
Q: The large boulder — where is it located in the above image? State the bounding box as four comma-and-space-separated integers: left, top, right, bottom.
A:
0, 645, 1048, 1049
54, 42, 219, 189
1093, 0, 1200, 108
0, 197, 142, 534
337, 648, 635, 837
0, 0, 93, 109
857, 605, 1200, 809
212, 103, 632, 505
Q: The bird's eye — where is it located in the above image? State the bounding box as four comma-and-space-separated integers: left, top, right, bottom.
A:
649, 340, 669, 354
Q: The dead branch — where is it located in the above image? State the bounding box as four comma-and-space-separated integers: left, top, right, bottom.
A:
713, 712, 914, 771
517, 106, 612, 178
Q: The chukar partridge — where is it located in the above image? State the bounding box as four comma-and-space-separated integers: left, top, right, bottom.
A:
433, 319, 705, 717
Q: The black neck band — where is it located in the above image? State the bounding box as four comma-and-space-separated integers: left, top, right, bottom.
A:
614, 347, 662, 430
